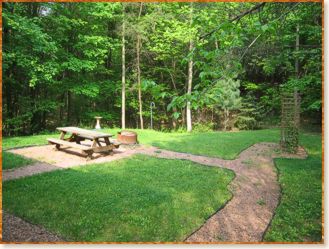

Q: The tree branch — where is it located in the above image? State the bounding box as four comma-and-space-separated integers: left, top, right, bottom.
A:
200, 3, 266, 40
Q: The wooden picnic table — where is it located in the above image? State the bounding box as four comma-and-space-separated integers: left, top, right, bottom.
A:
47, 127, 120, 160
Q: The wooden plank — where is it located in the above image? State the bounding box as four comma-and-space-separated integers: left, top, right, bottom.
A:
98, 138, 121, 148
57, 127, 113, 139
47, 138, 92, 151
91, 144, 115, 153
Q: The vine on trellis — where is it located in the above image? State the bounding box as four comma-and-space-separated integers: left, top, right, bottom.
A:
280, 89, 301, 153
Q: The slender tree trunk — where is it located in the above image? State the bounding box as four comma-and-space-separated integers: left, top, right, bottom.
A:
223, 109, 230, 131
137, 3, 144, 129
136, 35, 144, 130
215, 40, 219, 50
172, 107, 178, 129
186, 3, 194, 132
186, 43, 193, 132
121, 7, 126, 130
295, 24, 300, 78
66, 90, 71, 124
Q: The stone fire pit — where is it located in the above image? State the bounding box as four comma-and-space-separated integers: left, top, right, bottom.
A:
117, 130, 138, 145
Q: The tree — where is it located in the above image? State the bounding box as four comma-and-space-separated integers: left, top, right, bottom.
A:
186, 3, 194, 132
136, 3, 144, 129
121, 4, 126, 129
2, 2, 322, 135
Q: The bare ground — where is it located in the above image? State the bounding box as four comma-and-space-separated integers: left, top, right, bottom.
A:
4, 143, 146, 181
2, 211, 63, 242
2, 142, 307, 242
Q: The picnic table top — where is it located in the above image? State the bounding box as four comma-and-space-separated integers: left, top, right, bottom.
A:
57, 127, 113, 139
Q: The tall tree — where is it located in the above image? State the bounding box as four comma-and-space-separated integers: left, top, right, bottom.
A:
136, 2, 144, 129
121, 4, 126, 129
186, 3, 194, 132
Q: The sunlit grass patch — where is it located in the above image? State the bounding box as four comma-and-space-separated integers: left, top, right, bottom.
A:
3, 154, 234, 242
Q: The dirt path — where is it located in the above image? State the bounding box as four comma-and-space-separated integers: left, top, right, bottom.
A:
3, 142, 306, 242
139, 143, 307, 242
2, 211, 63, 242
3, 144, 145, 181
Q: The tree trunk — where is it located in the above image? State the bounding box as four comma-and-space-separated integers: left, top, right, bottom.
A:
66, 90, 71, 124
121, 7, 126, 130
295, 23, 300, 78
136, 35, 144, 130
186, 6, 194, 132
223, 109, 230, 131
137, 3, 144, 130
186, 33, 194, 132
172, 107, 178, 129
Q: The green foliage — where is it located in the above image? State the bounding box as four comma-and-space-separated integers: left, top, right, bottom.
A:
235, 96, 264, 130
3, 155, 234, 241
2, 2, 321, 135
282, 126, 300, 153
192, 122, 214, 132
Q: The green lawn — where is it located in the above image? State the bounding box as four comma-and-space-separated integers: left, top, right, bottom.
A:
3, 133, 58, 150
3, 155, 234, 242
264, 133, 322, 242
2, 151, 35, 170
3, 128, 280, 159
2, 129, 322, 242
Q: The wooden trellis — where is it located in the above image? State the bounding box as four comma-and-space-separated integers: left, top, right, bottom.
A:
280, 89, 301, 153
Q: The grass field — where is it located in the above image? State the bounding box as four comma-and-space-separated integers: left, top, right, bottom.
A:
2, 128, 322, 242
3, 128, 280, 159
3, 155, 234, 242
264, 133, 322, 242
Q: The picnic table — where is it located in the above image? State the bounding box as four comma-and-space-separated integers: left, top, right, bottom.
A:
47, 127, 120, 160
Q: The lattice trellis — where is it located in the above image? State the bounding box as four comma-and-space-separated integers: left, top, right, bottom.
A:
280, 89, 301, 153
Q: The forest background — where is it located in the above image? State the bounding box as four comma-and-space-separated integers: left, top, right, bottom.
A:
2, 2, 322, 136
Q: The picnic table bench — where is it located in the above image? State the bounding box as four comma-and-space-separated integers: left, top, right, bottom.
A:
47, 127, 120, 160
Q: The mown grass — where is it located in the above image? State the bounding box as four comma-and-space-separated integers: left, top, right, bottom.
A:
3, 133, 58, 150
2, 151, 35, 170
3, 129, 322, 242
3, 128, 280, 159
264, 133, 322, 242
3, 155, 234, 242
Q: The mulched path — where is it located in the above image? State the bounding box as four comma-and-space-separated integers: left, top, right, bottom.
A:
3, 142, 307, 242
2, 212, 63, 242
140, 143, 307, 242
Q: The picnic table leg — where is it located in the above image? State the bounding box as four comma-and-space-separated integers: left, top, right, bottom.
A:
53, 131, 67, 150
86, 151, 93, 161
53, 144, 61, 151
59, 131, 66, 140
104, 137, 114, 155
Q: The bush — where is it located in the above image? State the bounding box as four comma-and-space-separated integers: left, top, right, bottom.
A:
192, 122, 214, 132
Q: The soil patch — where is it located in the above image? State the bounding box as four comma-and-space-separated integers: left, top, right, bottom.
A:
2, 211, 63, 242
5, 143, 146, 181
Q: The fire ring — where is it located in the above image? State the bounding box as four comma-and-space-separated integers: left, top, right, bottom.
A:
117, 130, 138, 145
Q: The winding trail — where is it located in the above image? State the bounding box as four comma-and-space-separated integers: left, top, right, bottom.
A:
140, 143, 306, 242
3, 143, 307, 242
